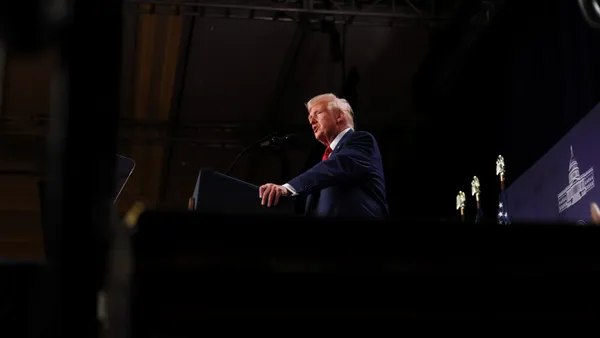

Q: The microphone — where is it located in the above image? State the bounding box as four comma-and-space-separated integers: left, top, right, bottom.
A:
259, 133, 297, 148
225, 132, 291, 176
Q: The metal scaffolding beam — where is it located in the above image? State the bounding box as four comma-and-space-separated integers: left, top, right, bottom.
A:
128, 0, 458, 27
0, 116, 421, 147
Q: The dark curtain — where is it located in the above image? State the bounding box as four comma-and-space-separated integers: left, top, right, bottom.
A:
501, 0, 600, 174
414, 0, 600, 219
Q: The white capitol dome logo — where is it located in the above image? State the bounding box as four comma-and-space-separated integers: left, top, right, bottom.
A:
557, 146, 595, 214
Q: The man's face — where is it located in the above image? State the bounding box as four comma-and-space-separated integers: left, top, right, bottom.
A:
308, 101, 340, 146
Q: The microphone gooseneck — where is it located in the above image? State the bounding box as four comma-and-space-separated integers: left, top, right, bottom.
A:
259, 133, 297, 148
224, 133, 275, 176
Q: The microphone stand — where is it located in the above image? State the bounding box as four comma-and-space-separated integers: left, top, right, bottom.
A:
224, 133, 275, 176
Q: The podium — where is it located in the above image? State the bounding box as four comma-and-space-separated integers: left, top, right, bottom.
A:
190, 168, 296, 215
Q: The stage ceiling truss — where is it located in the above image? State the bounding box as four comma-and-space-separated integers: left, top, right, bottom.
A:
127, 0, 463, 27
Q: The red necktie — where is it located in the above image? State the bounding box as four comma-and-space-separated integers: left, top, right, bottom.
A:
322, 146, 332, 161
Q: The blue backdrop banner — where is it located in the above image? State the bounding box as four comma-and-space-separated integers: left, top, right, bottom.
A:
505, 103, 599, 224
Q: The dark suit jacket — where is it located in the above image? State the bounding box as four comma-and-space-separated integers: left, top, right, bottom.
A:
287, 129, 388, 218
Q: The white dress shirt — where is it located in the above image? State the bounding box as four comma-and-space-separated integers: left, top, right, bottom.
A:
283, 127, 353, 196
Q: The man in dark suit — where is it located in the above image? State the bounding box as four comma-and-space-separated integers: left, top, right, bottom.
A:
259, 93, 388, 218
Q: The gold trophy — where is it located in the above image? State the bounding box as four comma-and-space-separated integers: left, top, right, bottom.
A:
471, 176, 481, 210
496, 155, 506, 189
471, 176, 483, 223
456, 190, 466, 222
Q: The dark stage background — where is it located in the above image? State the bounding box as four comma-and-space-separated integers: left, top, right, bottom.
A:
414, 0, 600, 220
0, 0, 599, 235
0, 1, 600, 334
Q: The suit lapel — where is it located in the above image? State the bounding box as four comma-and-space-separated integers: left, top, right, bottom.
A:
332, 129, 354, 155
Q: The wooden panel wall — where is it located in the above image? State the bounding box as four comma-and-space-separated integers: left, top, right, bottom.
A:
0, 6, 187, 258
0, 49, 57, 260
117, 6, 186, 212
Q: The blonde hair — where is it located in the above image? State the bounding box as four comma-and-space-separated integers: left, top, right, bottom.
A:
306, 93, 355, 129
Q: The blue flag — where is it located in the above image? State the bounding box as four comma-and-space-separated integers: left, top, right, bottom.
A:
498, 188, 511, 224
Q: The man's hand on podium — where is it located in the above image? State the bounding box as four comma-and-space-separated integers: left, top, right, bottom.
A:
592, 202, 600, 225
259, 183, 290, 207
